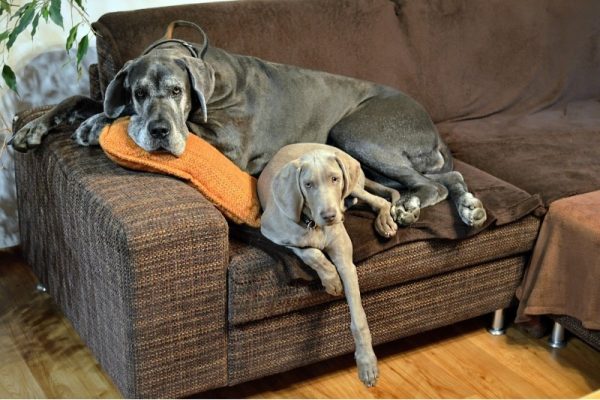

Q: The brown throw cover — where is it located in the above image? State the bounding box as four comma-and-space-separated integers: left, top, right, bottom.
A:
234, 160, 544, 282
516, 191, 600, 330
438, 100, 600, 206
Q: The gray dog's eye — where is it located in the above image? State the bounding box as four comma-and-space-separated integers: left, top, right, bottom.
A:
134, 89, 146, 99
172, 87, 182, 96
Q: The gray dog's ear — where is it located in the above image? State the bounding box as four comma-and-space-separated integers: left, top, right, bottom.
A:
104, 61, 133, 118
272, 160, 304, 222
176, 57, 214, 124
334, 151, 361, 199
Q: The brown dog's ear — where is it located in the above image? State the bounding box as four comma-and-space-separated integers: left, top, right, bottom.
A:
104, 61, 133, 118
334, 151, 362, 199
272, 160, 304, 222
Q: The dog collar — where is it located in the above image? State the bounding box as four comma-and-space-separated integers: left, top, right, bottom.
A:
144, 20, 209, 59
142, 39, 200, 58
301, 214, 317, 230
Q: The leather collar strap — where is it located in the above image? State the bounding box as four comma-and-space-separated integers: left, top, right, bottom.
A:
142, 39, 199, 58
301, 213, 317, 230
142, 20, 208, 58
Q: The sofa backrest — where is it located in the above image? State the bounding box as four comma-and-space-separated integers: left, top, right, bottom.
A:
93, 0, 600, 123
92, 0, 406, 102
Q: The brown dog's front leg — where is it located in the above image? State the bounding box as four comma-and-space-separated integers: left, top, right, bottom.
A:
352, 181, 398, 238
326, 227, 378, 387
289, 247, 343, 296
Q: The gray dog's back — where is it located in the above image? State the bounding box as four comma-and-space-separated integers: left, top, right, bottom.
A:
189, 47, 408, 175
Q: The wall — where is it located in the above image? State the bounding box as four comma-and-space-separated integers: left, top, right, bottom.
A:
0, 0, 227, 248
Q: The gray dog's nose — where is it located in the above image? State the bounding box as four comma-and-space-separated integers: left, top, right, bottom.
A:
148, 121, 170, 139
321, 209, 337, 223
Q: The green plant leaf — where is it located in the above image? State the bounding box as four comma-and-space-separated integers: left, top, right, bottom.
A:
76, 34, 89, 70
10, 3, 30, 20
7, 5, 35, 49
31, 12, 40, 37
49, 0, 63, 28
0, 0, 11, 16
0, 31, 8, 42
73, 0, 83, 8
41, 3, 49, 21
65, 23, 79, 51
2, 65, 18, 94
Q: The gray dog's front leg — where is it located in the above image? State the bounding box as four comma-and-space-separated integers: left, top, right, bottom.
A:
289, 247, 343, 296
326, 227, 378, 387
72, 113, 114, 146
10, 95, 102, 152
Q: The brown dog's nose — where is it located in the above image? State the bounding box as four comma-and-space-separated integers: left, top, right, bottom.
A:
148, 121, 170, 139
320, 209, 337, 223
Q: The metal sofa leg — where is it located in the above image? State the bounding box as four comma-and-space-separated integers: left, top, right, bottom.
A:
488, 308, 506, 335
549, 322, 566, 349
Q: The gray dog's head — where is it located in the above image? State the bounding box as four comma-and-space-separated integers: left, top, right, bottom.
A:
103, 52, 214, 156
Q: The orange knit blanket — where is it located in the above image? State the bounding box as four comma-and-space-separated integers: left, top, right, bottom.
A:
99, 117, 261, 228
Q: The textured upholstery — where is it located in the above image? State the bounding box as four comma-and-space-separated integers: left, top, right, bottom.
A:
228, 256, 526, 385
14, 111, 229, 397
229, 216, 539, 325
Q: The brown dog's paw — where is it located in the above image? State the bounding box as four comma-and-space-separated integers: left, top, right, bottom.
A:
374, 208, 397, 238
356, 351, 379, 387
322, 272, 343, 296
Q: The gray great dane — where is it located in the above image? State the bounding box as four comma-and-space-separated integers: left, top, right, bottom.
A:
11, 21, 486, 227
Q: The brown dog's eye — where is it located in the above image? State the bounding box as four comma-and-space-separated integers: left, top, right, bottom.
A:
332, 176, 339, 183
172, 87, 182, 96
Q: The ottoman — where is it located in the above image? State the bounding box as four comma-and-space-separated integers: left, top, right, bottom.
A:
516, 191, 600, 349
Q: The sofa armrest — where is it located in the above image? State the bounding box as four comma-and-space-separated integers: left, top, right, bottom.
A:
14, 115, 229, 397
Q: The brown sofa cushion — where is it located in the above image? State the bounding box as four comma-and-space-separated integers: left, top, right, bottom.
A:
438, 100, 600, 205
228, 215, 539, 326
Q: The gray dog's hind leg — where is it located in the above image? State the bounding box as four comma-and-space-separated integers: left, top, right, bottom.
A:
10, 95, 103, 152
330, 93, 450, 225
72, 113, 115, 146
426, 171, 487, 227
360, 164, 448, 225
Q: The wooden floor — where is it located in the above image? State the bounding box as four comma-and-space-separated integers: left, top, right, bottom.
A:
1, 248, 599, 399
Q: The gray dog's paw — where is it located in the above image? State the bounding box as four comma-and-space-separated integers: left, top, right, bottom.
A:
356, 350, 379, 387
72, 114, 110, 146
321, 270, 343, 296
9, 117, 49, 152
457, 193, 487, 227
395, 196, 421, 226
375, 206, 398, 238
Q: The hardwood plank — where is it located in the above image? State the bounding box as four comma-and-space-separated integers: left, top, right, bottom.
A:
0, 251, 121, 398
584, 389, 600, 399
1, 249, 599, 399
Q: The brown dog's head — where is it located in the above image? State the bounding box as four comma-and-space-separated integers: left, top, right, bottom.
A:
272, 149, 361, 227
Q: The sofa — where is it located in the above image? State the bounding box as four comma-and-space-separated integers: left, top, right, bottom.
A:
12, 0, 600, 397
